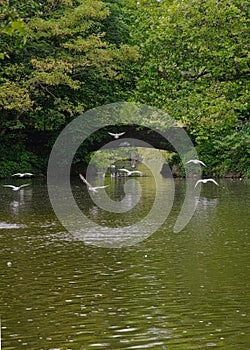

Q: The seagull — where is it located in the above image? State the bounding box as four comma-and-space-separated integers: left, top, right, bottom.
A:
108, 132, 126, 139
118, 168, 143, 176
12, 172, 33, 177
194, 179, 219, 188
79, 174, 109, 193
2, 184, 30, 191
185, 159, 207, 167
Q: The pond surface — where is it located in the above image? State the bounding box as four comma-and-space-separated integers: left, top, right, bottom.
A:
0, 176, 249, 349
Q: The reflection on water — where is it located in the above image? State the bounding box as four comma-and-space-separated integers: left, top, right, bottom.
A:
195, 196, 218, 208
9, 187, 33, 216
0, 177, 249, 349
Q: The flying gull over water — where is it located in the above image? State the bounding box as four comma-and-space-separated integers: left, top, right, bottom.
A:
194, 179, 219, 188
12, 172, 34, 177
108, 132, 126, 139
118, 168, 143, 176
79, 174, 109, 193
185, 159, 207, 167
2, 184, 30, 191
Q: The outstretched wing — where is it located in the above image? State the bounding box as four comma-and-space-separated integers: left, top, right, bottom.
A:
198, 160, 207, 167
3, 185, 16, 189
131, 171, 142, 174
19, 184, 30, 189
194, 179, 203, 188
108, 132, 116, 137
208, 179, 219, 186
117, 132, 125, 137
185, 160, 192, 165
79, 174, 93, 188
118, 168, 129, 173
94, 185, 109, 190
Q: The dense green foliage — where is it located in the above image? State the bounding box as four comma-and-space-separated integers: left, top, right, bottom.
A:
0, 0, 249, 177
0, 0, 138, 131
128, 0, 249, 176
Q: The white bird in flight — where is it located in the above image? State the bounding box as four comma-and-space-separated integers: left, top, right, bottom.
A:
108, 132, 126, 139
2, 184, 30, 191
185, 159, 207, 167
118, 168, 143, 176
12, 172, 33, 177
79, 174, 109, 193
195, 179, 219, 188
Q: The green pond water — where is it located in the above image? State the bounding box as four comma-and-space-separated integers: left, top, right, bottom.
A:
0, 176, 249, 349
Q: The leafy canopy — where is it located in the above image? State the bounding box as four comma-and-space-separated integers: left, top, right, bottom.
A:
0, 0, 139, 131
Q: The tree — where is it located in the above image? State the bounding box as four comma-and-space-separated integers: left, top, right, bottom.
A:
0, 0, 139, 176
128, 0, 249, 175
0, 0, 139, 133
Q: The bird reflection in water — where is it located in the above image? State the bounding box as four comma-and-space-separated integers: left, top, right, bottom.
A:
9, 187, 33, 215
